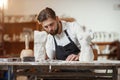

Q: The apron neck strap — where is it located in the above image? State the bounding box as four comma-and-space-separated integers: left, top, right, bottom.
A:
64, 30, 73, 42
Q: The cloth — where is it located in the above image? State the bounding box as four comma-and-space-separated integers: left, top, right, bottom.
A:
34, 31, 47, 61
45, 21, 94, 61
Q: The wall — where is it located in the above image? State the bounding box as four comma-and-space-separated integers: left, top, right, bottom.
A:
5, 0, 120, 38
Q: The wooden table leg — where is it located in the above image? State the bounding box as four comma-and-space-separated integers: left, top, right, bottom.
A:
113, 67, 118, 80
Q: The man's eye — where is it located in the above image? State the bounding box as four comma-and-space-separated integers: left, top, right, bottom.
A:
50, 23, 54, 26
44, 26, 48, 28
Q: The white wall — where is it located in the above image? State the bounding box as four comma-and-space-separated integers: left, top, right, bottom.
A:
5, 0, 120, 34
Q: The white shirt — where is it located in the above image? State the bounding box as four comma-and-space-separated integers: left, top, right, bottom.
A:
45, 21, 94, 61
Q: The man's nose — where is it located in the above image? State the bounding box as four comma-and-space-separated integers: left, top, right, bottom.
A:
48, 26, 52, 32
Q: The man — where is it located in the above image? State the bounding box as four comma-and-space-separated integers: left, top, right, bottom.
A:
37, 7, 94, 61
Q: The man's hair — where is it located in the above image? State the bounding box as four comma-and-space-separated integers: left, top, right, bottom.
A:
37, 7, 56, 22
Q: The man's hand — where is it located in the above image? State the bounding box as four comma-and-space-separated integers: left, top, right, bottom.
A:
66, 54, 79, 61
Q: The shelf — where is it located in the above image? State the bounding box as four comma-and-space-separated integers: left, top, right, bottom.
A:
92, 41, 118, 45
2, 21, 37, 57
4, 21, 37, 24
4, 41, 33, 56
92, 41, 120, 60
4, 41, 33, 43
98, 54, 109, 56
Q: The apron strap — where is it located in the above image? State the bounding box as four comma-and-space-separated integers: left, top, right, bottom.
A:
53, 36, 57, 49
64, 30, 73, 42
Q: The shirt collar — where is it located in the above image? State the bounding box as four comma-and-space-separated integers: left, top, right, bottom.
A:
61, 20, 68, 32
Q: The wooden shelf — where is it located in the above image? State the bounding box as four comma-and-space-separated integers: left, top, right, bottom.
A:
4, 40, 34, 56
4, 22, 37, 36
92, 41, 120, 60
2, 21, 40, 57
98, 54, 109, 56
4, 21, 37, 24
92, 41, 117, 45
4, 41, 33, 43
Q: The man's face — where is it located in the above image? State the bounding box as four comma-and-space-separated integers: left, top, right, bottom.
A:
41, 18, 58, 35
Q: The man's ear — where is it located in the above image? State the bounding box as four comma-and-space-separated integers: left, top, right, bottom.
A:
37, 20, 42, 25
37, 20, 44, 31
56, 16, 60, 21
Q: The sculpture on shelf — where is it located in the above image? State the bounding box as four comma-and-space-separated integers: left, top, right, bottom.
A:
20, 35, 34, 61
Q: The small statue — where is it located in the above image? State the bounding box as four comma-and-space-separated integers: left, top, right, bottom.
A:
20, 35, 34, 61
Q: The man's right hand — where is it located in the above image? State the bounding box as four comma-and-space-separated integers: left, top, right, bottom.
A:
66, 54, 79, 61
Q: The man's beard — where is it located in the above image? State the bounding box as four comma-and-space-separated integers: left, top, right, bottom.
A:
49, 23, 59, 35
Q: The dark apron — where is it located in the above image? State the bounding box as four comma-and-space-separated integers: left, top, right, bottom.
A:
53, 30, 80, 60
